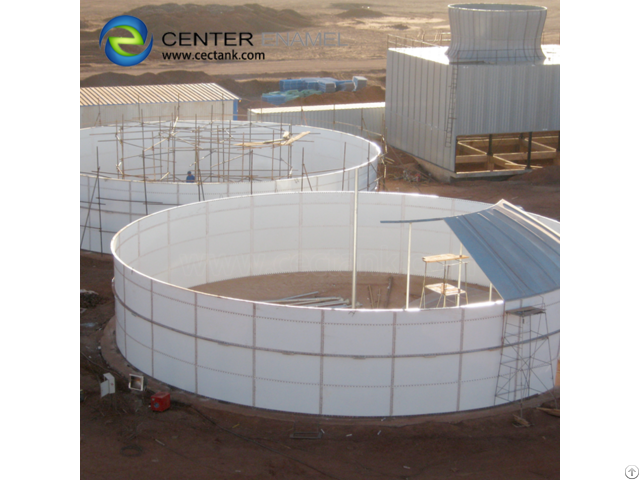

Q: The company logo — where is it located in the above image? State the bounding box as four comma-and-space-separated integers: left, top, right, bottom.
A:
99, 15, 153, 67
624, 463, 640, 480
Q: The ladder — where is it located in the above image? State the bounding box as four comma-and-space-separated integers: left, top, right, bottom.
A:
444, 63, 458, 148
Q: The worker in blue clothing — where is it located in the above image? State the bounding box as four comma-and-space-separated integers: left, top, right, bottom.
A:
186, 171, 195, 183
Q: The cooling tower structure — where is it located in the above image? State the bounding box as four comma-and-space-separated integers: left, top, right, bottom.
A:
386, 4, 560, 181
111, 191, 560, 417
446, 4, 547, 63
81, 120, 381, 253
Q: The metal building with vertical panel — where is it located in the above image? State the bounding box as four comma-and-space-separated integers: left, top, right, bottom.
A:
248, 103, 386, 140
80, 83, 240, 128
385, 4, 560, 181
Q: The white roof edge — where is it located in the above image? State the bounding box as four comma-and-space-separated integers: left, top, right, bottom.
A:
248, 102, 385, 114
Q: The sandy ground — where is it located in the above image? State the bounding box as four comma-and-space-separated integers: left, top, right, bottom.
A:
192, 272, 493, 309
81, 1, 560, 477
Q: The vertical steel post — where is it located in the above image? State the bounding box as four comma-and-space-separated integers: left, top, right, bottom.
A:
456, 244, 462, 307
141, 112, 149, 215
351, 167, 359, 309
96, 147, 103, 254
405, 223, 413, 309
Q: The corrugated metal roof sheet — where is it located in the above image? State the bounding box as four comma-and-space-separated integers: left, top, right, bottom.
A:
80, 83, 240, 106
444, 200, 560, 301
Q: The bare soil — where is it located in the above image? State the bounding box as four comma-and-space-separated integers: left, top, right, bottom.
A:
192, 271, 493, 309
80, 1, 560, 477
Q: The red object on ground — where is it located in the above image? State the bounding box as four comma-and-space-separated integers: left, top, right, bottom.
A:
150, 392, 170, 412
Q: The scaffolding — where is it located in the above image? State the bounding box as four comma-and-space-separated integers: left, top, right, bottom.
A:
80, 118, 383, 254
419, 253, 469, 308
82, 116, 384, 186
494, 304, 558, 413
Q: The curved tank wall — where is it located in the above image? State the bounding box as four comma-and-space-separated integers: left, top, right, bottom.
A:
81, 121, 381, 253
111, 192, 560, 417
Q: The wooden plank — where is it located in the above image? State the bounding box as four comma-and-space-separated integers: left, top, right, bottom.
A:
425, 283, 466, 296
490, 156, 543, 169
456, 154, 490, 164
456, 142, 486, 155
497, 151, 558, 162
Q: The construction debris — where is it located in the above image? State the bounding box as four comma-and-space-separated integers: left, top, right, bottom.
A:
264, 291, 353, 308
80, 289, 100, 308
537, 407, 560, 417
512, 415, 532, 428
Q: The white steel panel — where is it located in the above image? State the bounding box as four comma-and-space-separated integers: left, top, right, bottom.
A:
459, 377, 499, 410
461, 307, 504, 351
459, 349, 500, 383
196, 294, 254, 346
113, 263, 125, 301
301, 226, 348, 251
255, 351, 320, 384
115, 235, 138, 266
253, 251, 299, 276
151, 284, 196, 334
125, 337, 153, 375
153, 351, 196, 392
196, 367, 252, 405
197, 340, 253, 376
253, 227, 298, 254
323, 357, 392, 387
393, 383, 459, 415
254, 204, 299, 230
139, 222, 168, 257
393, 355, 459, 387
255, 308, 321, 354
256, 379, 320, 415
169, 239, 208, 287
153, 324, 196, 364
115, 302, 126, 348
323, 311, 393, 356
302, 203, 350, 227
395, 310, 462, 355
123, 276, 152, 319
124, 310, 152, 349
322, 385, 390, 417
137, 248, 169, 279
209, 230, 251, 260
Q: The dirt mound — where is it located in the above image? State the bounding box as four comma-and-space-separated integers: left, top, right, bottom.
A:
123, 4, 314, 35
508, 165, 560, 184
331, 2, 374, 9
337, 8, 386, 18
81, 70, 216, 88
